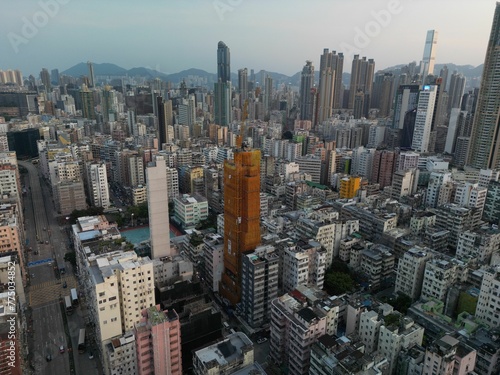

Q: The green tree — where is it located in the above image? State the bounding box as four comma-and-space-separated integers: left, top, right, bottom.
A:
64, 251, 76, 269
324, 272, 354, 296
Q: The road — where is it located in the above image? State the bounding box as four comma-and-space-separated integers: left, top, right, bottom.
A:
20, 161, 101, 375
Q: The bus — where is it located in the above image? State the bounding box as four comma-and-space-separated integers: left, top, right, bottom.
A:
64, 296, 73, 315
78, 328, 86, 354
71, 288, 79, 306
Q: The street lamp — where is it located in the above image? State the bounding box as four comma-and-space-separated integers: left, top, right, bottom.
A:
131, 213, 134, 227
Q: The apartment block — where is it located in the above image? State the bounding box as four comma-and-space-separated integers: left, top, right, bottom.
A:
270, 292, 327, 374
456, 226, 500, 264
134, 305, 182, 375
103, 332, 137, 375
421, 257, 467, 302
203, 233, 224, 292
173, 193, 208, 229
476, 266, 500, 329
378, 315, 424, 374
358, 304, 394, 353
423, 335, 476, 375
282, 240, 326, 294
192, 332, 254, 375
241, 245, 279, 328
395, 247, 434, 301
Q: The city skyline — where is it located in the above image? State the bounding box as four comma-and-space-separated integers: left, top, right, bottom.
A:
0, 0, 494, 76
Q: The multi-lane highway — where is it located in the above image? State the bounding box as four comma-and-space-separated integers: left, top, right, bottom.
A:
20, 161, 101, 375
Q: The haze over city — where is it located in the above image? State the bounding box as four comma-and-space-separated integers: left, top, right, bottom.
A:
0, 0, 494, 75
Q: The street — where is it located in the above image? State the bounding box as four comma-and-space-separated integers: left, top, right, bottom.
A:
20, 161, 101, 375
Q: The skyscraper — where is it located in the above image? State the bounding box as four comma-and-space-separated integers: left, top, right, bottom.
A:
420, 30, 438, 82
217, 41, 231, 82
467, 4, 500, 170
220, 149, 261, 306
412, 85, 438, 152
238, 68, 248, 108
87, 61, 96, 88
317, 49, 336, 124
80, 84, 96, 120
215, 41, 232, 126
299, 60, 315, 121
448, 71, 466, 112
39, 68, 51, 92
146, 155, 171, 259
348, 55, 375, 115
157, 96, 173, 149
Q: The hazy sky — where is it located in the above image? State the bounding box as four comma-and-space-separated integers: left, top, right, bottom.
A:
0, 0, 495, 76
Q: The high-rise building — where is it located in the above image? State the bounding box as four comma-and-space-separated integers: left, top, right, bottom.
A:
50, 68, 60, 85
134, 306, 182, 375
85, 162, 110, 209
412, 85, 438, 152
217, 41, 230, 82
420, 30, 438, 82
146, 156, 171, 259
448, 71, 466, 112
214, 81, 232, 126
80, 84, 96, 120
348, 55, 375, 113
395, 247, 434, 301
238, 68, 248, 108
392, 85, 420, 135
157, 96, 173, 149
87, 60, 96, 88
476, 265, 500, 328
467, 4, 500, 169
317, 65, 335, 124
40, 68, 51, 92
299, 60, 315, 121
220, 149, 261, 306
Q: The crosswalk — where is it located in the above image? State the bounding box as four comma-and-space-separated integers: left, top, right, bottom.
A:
29, 276, 78, 307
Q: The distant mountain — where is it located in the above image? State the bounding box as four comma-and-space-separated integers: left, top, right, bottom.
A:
62, 62, 127, 77
127, 67, 169, 80
61, 62, 482, 88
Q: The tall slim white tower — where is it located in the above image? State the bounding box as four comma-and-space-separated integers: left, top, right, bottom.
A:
420, 30, 438, 82
412, 85, 438, 152
146, 155, 171, 258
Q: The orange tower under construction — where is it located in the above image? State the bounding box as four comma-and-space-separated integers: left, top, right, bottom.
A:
219, 149, 261, 306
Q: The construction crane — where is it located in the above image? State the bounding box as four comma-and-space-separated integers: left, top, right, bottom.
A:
237, 99, 249, 149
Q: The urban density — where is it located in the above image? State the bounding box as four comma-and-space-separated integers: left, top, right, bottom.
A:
2, 2, 500, 375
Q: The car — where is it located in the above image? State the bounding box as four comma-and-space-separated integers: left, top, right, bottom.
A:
43, 227, 46, 231
62, 281, 67, 288
256, 338, 268, 344
45, 240, 49, 244
59, 345, 65, 354
88, 351, 94, 360
45, 354, 52, 362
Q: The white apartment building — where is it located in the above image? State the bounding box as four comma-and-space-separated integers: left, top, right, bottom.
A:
456, 226, 500, 264
378, 316, 424, 374
391, 169, 418, 200
412, 85, 438, 152
86, 162, 110, 209
203, 233, 224, 292
395, 247, 434, 301
282, 240, 326, 293
476, 266, 500, 329
426, 171, 452, 208
358, 304, 394, 353
421, 258, 467, 302
270, 293, 327, 375
173, 193, 208, 228
454, 182, 487, 216
166, 166, 179, 202
102, 331, 137, 375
